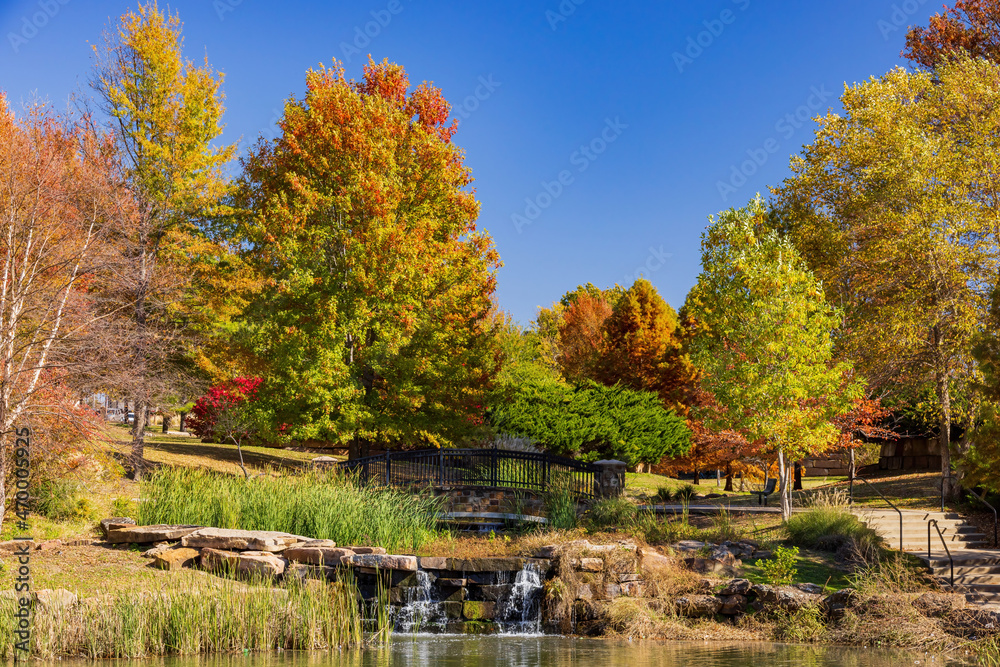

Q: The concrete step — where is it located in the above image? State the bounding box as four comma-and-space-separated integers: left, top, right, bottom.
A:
890, 540, 988, 550
931, 565, 1000, 576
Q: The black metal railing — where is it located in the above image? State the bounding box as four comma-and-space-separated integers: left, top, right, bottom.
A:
928, 519, 955, 587
941, 474, 997, 548
338, 449, 599, 498
850, 476, 904, 550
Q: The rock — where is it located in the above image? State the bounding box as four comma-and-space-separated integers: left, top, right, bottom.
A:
153, 547, 201, 571
719, 594, 747, 615
182, 528, 308, 552
447, 557, 550, 573
618, 573, 641, 583
620, 580, 644, 597
199, 547, 287, 577
142, 543, 177, 558
604, 583, 622, 599
683, 557, 726, 574
471, 584, 513, 602
347, 554, 418, 571
100, 517, 136, 538
719, 578, 752, 596
32, 589, 77, 610
750, 584, 819, 612
638, 547, 674, 574
107, 525, 201, 545
534, 540, 636, 558
913, 592, 966, 617
673, 540, 708, 553
311, 456, 339, 469
284, 546, 355, 567
462, 601, 495, 621
576, 584, 594, 601
419, 556, 449, 570
0, 540, 34, 552
749, 550, 772, 561
343, 546, 387, 555
820, 588, 857, 620
675, 594, 722, 617
795, 582, 824, 595
577, 558, 603, 572
285, 563, 337, 582
36, 540, 62, 552
437, 578, 467, 587
296, 539, 337, 548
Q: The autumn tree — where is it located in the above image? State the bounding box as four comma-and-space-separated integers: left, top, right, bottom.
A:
904, 0, 1000, 68
832, 396, 896, 480
236, 59, 501, 455
90, 1, 234, 477
558, 291, 612, 384
774, 58, 1000, 497
596, 279, 694, 414
0, 98, 122, 527
687, 197, 861, 520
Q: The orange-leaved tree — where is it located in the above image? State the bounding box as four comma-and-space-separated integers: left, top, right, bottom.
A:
236, 59, 501, 455
904, 0, 1000, 68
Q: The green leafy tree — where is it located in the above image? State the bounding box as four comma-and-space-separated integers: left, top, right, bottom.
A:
489, 380, 690, 466
687, 197, 861, 520
774, 58, 1000, 497
236, 59, 501, 454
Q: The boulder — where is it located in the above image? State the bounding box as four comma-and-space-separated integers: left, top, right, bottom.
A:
719, 594, 747, 615
107, 525, 201, 545
462, 601, 495, 620
795, 582, 824, 595
100, 517, 136, 538
141, 543, 176, 558
32, 589, 77, 610
821, 588, 857, 619
620, 580, 644, 597
182, 528, 308, 552
346, 554, 418, 571
200, 547, 287, 577
577, 558, 603, 572
343, 546, 387, 555
718, 578, 752, 596
285, 563, 337, 582
284, 546, 355, 567
675, 594, 722, 617
153, 547, 201, 571
638, 547, 674, 574
419, 556, 449, 570
750, 584, 819, 612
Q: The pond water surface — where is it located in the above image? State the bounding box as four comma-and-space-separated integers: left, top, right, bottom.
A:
145, 637, 966, 667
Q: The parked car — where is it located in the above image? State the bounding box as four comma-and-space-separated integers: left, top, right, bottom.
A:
126, 413, 135, 425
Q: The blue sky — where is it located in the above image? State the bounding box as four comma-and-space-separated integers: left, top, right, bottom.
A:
0, 0, 919, 324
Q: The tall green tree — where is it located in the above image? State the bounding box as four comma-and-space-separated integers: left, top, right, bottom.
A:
236, 59, 501, 454
687, 197, 860, 520
774, 58, 1000, 496
90, 1, 234, 477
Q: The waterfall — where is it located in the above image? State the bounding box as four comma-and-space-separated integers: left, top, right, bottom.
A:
497, 563, 543, 634
395, 570, 442, 632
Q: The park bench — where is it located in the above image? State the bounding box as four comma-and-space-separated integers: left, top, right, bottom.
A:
752, 478, 777, 506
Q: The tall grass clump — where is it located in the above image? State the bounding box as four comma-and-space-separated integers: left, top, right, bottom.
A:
0, 575, 376, 660
140, 467, 440, 552
584, 497, 639, 531
544, 486, 579, 530
785, 505, 882, 554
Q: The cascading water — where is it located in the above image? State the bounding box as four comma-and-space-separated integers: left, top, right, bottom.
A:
497, 563, 543, 634
394, 570, 443, 632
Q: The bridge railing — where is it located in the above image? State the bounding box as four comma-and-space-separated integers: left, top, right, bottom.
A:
337, 448, 599, 498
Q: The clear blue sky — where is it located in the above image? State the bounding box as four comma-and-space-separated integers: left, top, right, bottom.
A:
0, 0, 917, 325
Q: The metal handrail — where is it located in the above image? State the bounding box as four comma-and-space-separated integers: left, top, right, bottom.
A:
850, 476, 904, 550
927, 519, 955, 588
967, 488, 998, 548
942, 474, 997, 547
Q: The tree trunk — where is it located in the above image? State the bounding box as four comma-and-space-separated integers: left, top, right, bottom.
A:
777, 450, 792, 521
130, 400, 148, 479
793, 461, 803, 491
179, 411, 187, 432
848, 447, 856, 481
937, 367, 955, 500
162, 414, 170, 433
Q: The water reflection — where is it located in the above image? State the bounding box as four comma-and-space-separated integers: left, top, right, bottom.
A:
95, 637, 965, 667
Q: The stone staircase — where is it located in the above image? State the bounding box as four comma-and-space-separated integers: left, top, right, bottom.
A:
855, 508, 1000, 608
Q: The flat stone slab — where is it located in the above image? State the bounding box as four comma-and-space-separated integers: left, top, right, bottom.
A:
107, 525, 202, 545
284, 546, 355, 567
346, 554, 418, 571
446, 557, 552, 573
199, 547, 287, 577
342, 546, 387, 555
181, 528, 308, 552
419, 556, 449, 570
153, 547, 201, 571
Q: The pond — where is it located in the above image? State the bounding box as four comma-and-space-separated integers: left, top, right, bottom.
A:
143, 637, 965, 667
